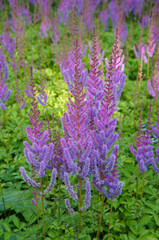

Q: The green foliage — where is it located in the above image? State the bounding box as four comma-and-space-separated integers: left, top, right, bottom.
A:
0, 3, 159, 240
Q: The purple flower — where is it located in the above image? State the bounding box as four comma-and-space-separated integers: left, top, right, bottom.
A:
100, 10, 109, 31
65, 198, 75, 216
130, 104, 154, 173
20, 167, 40, 188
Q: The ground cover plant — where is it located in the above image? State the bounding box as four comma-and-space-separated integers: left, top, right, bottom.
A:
0, 0, 159, 239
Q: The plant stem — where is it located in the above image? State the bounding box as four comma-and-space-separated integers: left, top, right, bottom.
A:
96, 193, 104, 239
36, 202, 39, 239
58, 170, 61, 220
139, 172, 145, 212
3, 110, 11, 162
108, 200, 113, 240
20, 110, 24, 139
78, 176, 82, 233
46, 170, 50, 207
54, 187, 56, 215
0, 183, 6, 218
40, 179, 45, 239
147, 56, 149, 80
156, 172, 158, 186
136, 166, 140, 200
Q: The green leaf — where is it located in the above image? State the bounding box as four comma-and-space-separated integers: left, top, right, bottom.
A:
48, 229, 61, 238
4, 232, 12, 240
129, 223, 145, 235
0, 225, 3, 237
154, 214, 159, 226
23, 210, 34, 222
3, 222, 11, 232
78, 234, 91, 240
12, 216, 20, 228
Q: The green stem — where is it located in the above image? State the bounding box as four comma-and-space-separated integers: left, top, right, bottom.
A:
136, 166, 140, 201
78, 176, 82, 233
46, 170, 50, 207
139, 172, 145, 212
54, 187, 56, 215
3, 110, 11, 162
36, 202, 39, 239
20, 110, 24, 140
58, 170, 61, 220
40, 179, 45, 239
0, 183, 6, 218
96, 193, 104, 239
108, 200, 113, 240
147, 56, 149, 80
156, 172, 158, 186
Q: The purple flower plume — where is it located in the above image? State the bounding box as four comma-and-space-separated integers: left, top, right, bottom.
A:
147, 46, 159, 101
130, 103, 154, 173
65, 198, 75, 216
0, 49, 11, 110
20, 67, 55, 195
20, 167, 40, 188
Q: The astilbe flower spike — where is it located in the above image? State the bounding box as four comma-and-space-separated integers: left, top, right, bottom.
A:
91, 54, 124, 200
0, 49, 11, 110
147, 46, 159, 100
130, 103, 154, 173
152, 106, 159, 173
105, 27, 126, 104
19, 66, 56, 198
133, 42, 148, 63
99, 9, 109, 32
1, 31, 16, 59
87, 26, 104, 129
61, 26, 92, 213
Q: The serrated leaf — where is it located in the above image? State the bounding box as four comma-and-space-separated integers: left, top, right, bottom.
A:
12, 216, 20, 228
129, 223, 145, 235
4, 232, 12, 240
0, 225, 3, 237
3, 222, 11, 232
154, 214, 159, 226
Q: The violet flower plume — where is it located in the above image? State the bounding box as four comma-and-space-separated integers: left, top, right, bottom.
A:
133, 42, 148, 63
87, 26, 104, 129
61, 26, 92, 212
99, 9, 109, 32
105, 27, 126, 104
147, 46, 159, 101
0, 49, 11, 110
130, 103, 154, 173
20, 66, 56, 195
91, 53, 123, 200
65, 198, 75, 216
152, 110, 159, 173
1, 31, 16, 59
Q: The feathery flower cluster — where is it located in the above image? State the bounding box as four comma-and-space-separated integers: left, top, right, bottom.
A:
133, 43, 148, 63
151, 109, 159, 173
0, 49, 11, 110
20, 67, 56, 196
1, 32, 15, 59
147, 46, 159, 100
60, 28, 92, 211
105, 28, 126, 104
130, 104, 154, 173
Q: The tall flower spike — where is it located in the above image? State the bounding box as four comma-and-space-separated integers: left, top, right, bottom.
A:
0, 49, 11, 110
20, 66, 56, 199
105, 27, 126, 104
90, 50, 123, 200
87, 26, 104, 129
130, 103, 154, 173
61, 20, 92, 213
147, 46, 159, 101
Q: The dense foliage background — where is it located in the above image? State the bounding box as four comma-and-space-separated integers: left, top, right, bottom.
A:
0, 0, 159, 239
